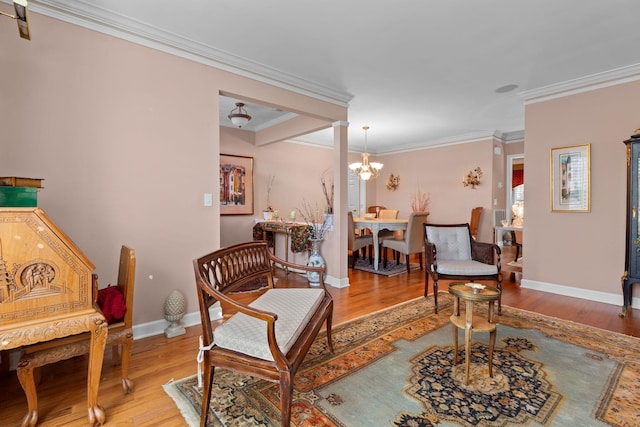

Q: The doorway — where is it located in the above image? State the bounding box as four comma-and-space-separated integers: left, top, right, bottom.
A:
506, 154, 524, 225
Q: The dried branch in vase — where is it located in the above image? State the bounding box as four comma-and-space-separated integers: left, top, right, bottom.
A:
297, 199, 331, 240
265, 175, 275, 211
320, 169, 334, 214
411, 189, 431, 212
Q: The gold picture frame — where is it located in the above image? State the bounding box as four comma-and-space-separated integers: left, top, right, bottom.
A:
220, 154, 254, 215
550, 144, 590, 212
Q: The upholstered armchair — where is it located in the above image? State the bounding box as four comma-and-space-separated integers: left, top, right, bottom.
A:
424, 223, 502, 313
382, 212, 429, 273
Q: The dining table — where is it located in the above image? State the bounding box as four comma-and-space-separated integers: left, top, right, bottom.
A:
353, 217, 409, 270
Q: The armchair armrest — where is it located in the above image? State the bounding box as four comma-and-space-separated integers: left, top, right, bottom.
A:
471, 240, 501, 266
424, 241, 437, 271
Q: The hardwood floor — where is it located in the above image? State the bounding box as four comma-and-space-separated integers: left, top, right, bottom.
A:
1, 247, 638, 426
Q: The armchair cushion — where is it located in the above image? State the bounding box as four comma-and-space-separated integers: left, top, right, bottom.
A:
425, 225, 472, 261
213, 288, 325, 361
434, 260, 498, 276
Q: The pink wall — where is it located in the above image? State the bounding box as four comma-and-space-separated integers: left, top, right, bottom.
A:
524, 80, 640, 299
375, 140, 496, 242
220, 129, 334, 264
0, 13, 346, 326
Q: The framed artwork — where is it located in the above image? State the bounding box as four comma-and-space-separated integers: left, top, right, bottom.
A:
550, 144, 591, 212
220, 154, 254, 215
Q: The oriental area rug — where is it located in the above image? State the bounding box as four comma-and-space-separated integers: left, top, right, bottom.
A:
164, 294, 640, 426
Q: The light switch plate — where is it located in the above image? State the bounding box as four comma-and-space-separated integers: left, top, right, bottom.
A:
204, 193, 213, 206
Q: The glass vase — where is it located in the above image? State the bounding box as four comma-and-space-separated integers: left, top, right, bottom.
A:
306, 238, 325, 286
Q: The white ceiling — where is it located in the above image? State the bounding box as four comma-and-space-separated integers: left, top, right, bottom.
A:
22, 0, 640, 153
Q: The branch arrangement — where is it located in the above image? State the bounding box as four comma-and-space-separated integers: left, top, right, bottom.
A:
320, 170, 334, 214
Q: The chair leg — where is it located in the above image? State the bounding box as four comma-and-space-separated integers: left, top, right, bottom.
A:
200, 364, 215, 427
279, 373, 294, 427
120, 333, 134, 394
434, 280, 439, 314
406, 254, 410, 274
497, 276, 503, 315
418, 253, 423, 270
325, 311, 334, 354
383, 246, 388, 268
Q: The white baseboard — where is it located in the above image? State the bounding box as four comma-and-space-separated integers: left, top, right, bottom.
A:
520, 279, 640, 310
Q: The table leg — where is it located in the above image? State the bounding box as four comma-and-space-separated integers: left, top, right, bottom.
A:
464, 300, 474, 385
283, 233, 290, 275
451, 323, 458, 366
372, 229, 380, 270
87, 314, 108, 427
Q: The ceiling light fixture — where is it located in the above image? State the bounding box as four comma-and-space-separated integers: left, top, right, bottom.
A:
228, 102, 252, 128
0, 0, 31, 40
349, 126, 383, 181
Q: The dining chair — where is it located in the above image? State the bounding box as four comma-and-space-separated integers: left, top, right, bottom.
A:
377, 209, 399, 258
367, 205, 387, 216
348, 211, 373, 267
18, 246, 136, 426
469, 206, 483, 240
381, 212, 429, 273
424, 223, 502, 314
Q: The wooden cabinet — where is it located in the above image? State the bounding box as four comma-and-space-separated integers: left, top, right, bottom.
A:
622, 130, 640, 316
0, 207, 107, 426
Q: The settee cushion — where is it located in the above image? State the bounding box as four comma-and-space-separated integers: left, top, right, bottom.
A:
213, 288, 325, 361
435, 260, 498, 276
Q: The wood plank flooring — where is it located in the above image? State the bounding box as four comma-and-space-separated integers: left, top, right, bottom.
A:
1, 247, 638, 426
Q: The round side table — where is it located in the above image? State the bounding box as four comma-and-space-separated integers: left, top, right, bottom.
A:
448, 282, 501, 385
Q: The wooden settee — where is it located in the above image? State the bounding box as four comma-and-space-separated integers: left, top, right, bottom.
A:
193, 241, 334, 427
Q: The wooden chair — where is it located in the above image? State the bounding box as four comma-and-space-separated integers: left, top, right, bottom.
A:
469, 206, 483, 240
424, 224, 502, 314
367, 205, 387, 216
193, 241, 334, 427
348, 211, 373, 267
377, 209, 399, 258
17, 246, 136, 424
382, 212, 429, 273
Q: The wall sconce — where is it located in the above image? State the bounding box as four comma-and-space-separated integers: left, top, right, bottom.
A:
462, 167, 483, 189
0, 0, 31, 40
386, 173, 399, 191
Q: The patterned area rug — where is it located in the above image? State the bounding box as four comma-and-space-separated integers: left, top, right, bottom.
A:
164, 294, 640, 426
353, 258, 420, 276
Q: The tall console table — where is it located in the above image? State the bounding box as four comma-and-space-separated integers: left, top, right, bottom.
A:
621, 129, 640, 316
0, 208, 107, 426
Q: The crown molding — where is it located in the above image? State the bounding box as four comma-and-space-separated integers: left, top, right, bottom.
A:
521, 63, 640, 105
29, 0, 353, 107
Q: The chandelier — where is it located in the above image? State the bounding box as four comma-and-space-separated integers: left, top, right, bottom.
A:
349, 126, 383, 181
228, 102, 252, 128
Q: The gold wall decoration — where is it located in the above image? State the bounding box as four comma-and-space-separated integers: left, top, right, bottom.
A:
386, 173, 400, 191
